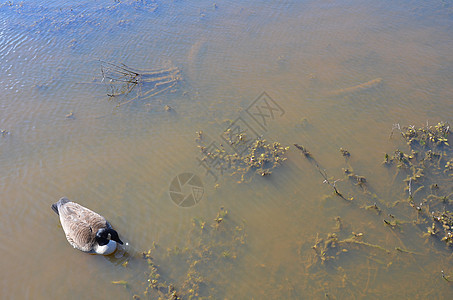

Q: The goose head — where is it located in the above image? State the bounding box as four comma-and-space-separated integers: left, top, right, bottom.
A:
94, 228, 124, 255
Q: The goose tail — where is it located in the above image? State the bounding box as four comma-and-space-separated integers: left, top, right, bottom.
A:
51, 203, 59, 215
51, 197, 70, 215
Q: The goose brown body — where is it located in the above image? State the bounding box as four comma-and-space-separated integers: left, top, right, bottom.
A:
52, 197, 121, 254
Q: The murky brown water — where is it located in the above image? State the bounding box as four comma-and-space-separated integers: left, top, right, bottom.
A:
1, 0, 453, 298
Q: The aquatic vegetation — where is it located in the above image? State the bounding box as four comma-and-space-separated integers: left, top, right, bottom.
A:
294, 144, 311, 157
197, 134, 289, 183
114, 207, 246, 299
444, 158, 453, 174
294, 117, 310, 129
385, 122, 453, 248
339, 148, 351, 157
290, 121, 452, 298
431, 211, 453, 246
364, 203, 381, 215
400, 122, 450, 149
341, 167, 367, 191
311, 231, 392, 266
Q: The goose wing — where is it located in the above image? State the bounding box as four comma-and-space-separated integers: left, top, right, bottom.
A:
57, 199, 110, 252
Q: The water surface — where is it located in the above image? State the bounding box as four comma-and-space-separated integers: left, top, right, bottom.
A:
1, 0, 453, 298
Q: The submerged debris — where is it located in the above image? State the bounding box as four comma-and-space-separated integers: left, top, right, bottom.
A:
111, 280, 129, 288
100, 60, 181, 107
327, 78, 383, 96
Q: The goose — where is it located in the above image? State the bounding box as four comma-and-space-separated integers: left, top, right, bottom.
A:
52, 197, 123, 255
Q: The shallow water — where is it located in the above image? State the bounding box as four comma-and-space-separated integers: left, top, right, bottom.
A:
1, 0, 453, 298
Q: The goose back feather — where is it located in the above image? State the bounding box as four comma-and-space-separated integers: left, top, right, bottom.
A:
52, 197, 116, 254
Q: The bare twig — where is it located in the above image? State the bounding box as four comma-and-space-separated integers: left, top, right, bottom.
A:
389, 123, 401, 139
294, 144, 347, 200
100, 60, 180, 106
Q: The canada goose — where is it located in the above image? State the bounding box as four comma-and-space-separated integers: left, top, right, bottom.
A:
52, 197, 123, 255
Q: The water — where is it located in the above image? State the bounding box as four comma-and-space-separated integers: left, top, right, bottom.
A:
1, 0, 452, 298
